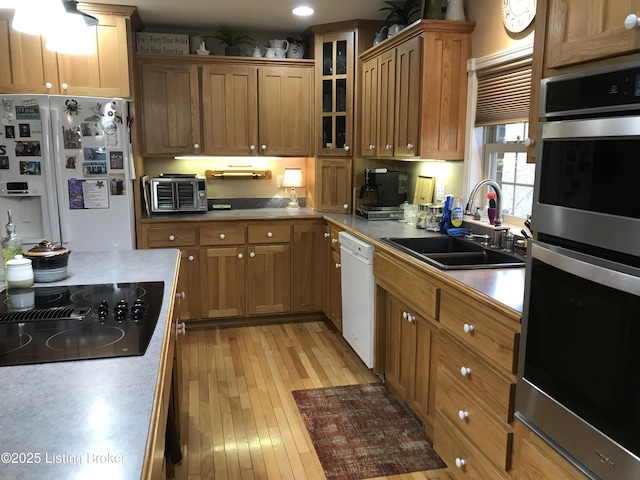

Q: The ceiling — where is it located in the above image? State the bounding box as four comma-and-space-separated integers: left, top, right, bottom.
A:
82, 0, 391, 34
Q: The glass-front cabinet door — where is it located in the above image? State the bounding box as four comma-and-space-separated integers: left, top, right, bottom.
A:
315, 31, 354, 156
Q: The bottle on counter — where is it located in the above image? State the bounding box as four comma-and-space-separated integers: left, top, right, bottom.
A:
440, 195, 453, 233
451, 196, 463, 227
2, 210, 23, 282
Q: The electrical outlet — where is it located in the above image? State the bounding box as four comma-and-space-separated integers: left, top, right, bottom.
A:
277, 175, 283, 188
435, 184, 446, 202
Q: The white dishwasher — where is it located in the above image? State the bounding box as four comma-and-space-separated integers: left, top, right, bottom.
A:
339, 231, 375, 369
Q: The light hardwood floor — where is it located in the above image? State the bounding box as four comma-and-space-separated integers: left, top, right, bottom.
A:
174, 320, 454, 480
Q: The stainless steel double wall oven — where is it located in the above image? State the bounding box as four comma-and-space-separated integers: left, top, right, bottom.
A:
516, 61, 640, 479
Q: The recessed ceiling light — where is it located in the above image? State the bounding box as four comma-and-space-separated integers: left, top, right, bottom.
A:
292, 6, 314, 16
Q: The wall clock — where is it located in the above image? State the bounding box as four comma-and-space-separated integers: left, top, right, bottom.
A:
501, 0, 536, 33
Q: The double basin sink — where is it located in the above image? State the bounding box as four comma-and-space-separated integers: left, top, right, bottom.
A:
381, 236, 525, 270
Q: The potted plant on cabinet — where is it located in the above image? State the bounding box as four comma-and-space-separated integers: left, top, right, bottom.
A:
208, 25, 254, 56
379, 0, 422, 34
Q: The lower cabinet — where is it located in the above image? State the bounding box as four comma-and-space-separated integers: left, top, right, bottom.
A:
510, 418, 587, 480
323, 224, 343, 331
141, 218, 324, 322
374, 250, 439, 436
385, 292, 438, 432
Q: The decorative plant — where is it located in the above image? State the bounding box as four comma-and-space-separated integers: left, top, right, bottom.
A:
487, 191, 497, 208
379, 0, 422, 25
208, 25, 254, 48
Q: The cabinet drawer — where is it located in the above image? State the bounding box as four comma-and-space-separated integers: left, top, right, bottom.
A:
436, 369, 512, 471
247, 224, 291, 244
434, 412, 509, 480
374, 251, 438, 320
438, 331, 515, 423
146, 225, 197, 247
440, 289, 520, 373
200, 224, 246, 245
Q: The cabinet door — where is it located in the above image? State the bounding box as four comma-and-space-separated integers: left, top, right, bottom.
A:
385, 293, 415, 400
257, 66, 312, 156
377, 49, 396, 158
247, 244, 291, 315
292, 223, 324, 312
0, 12, 57, 94
316, 158, 352, 213
546, 0, 640, 68
200, 246, 245, 318
177, 248, 200, 321
361, 57, 379, 157
201, 64, 259, 155
316, 31, 355, 156
138, 62, 201, 156
56, 13, 131, 97
410, 313, 438, 435
329, 249, 342, 331
394, 36, 422, 157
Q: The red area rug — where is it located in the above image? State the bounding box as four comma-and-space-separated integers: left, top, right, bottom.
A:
292, 383, 446, 480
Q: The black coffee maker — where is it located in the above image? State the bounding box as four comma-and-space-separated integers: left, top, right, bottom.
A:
359, 168, 408, 207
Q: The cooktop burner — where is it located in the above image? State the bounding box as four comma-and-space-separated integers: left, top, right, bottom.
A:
0, 282, 164, 367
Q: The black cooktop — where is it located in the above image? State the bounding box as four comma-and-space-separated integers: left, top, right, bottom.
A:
0, 282, 164, 367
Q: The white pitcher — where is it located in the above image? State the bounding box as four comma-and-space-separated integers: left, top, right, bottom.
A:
269, 39, 289, 55
264, 47, 276, 58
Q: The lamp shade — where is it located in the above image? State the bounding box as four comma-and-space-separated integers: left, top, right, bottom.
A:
281, 168, 303, 188
12, 0, 66, 36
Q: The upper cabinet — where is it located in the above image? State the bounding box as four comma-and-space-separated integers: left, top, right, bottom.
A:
545, 0, 640, 69
360, 20, 475, 161
0, 6, 138, 97
136, 56, 313, 157
309, 21, 384, 157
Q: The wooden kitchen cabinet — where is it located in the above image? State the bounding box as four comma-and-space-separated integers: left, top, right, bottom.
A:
360, 20, 474, 160
544, 0, 640, 69
0, 6, 137, 96
323, 224, 343, 332
177, 248, 199, 321
200, 245, 246, 318
433, 286, 521, 480
292, 222, 324, 312
315, 158, 353, 212
374, 250, 440, 436
137, 61, 201, 156
136, 56, 313, 157
201, 64, 258, 155
510, 418, 587, 480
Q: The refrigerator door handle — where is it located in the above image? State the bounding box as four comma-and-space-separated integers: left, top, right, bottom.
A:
49, 109, 70, 247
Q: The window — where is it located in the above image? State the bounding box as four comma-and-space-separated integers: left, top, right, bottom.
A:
484, 123, 535, 219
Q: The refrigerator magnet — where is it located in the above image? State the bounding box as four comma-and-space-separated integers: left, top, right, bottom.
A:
62, 126, 81, 149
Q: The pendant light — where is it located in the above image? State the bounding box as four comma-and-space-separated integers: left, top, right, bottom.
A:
12, 0, 65, 36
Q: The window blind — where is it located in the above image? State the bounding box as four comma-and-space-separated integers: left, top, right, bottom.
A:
475, 57, 532, 126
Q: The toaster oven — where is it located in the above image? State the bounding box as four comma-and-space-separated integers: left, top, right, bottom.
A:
150, 174, 207, 213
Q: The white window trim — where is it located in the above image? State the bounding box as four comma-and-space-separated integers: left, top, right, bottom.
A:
462, 42, 533, 230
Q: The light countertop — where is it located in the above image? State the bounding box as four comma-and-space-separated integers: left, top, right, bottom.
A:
0, 248, 180, 480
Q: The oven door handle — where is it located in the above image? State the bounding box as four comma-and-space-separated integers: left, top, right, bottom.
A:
541, 116, 640, 139
531, 241, 640, 295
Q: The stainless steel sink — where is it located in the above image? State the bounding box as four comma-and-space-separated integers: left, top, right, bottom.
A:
381, 236, 525, 270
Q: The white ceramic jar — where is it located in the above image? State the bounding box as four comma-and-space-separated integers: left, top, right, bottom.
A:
6, 254, 34, 288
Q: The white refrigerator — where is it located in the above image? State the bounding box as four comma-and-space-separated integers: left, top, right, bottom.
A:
0, 94, 135, 252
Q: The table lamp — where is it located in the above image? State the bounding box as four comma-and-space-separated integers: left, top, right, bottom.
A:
282, 168, 303, 209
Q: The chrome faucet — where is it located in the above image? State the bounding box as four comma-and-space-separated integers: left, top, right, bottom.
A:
465, 179, 503, 226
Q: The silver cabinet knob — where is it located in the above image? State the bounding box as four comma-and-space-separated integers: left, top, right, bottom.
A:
463, 323, 474, 334
176, 322, 186, 335
176, 291, 186, 300
385, 144, 392, 150
219, 233, 225, 239
368, 144, 375, 150
460, 366, 471, 377
194, 143, 200, 149
455, 458, 466, 468
343, 204, 349, 210
237, 253, 243, 259
261, 144, 267, 151
335, 263, 341, 268
250, 252, 256, 258
249, 144, 256, 151
324, 232, 330, 238
168, 235, 175, 241
331, 238, 338, 244
458, 410, 469, 420
524, 138, 535, 147
188, 255, 194, 261
407, 143, 414, 149
61, 83, 68, 90
45, 82, 52, 89
344, 145, 350, 151
267, 232, 273, 238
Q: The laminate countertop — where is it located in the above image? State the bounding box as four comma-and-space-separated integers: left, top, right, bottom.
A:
0, 249, 180, 480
